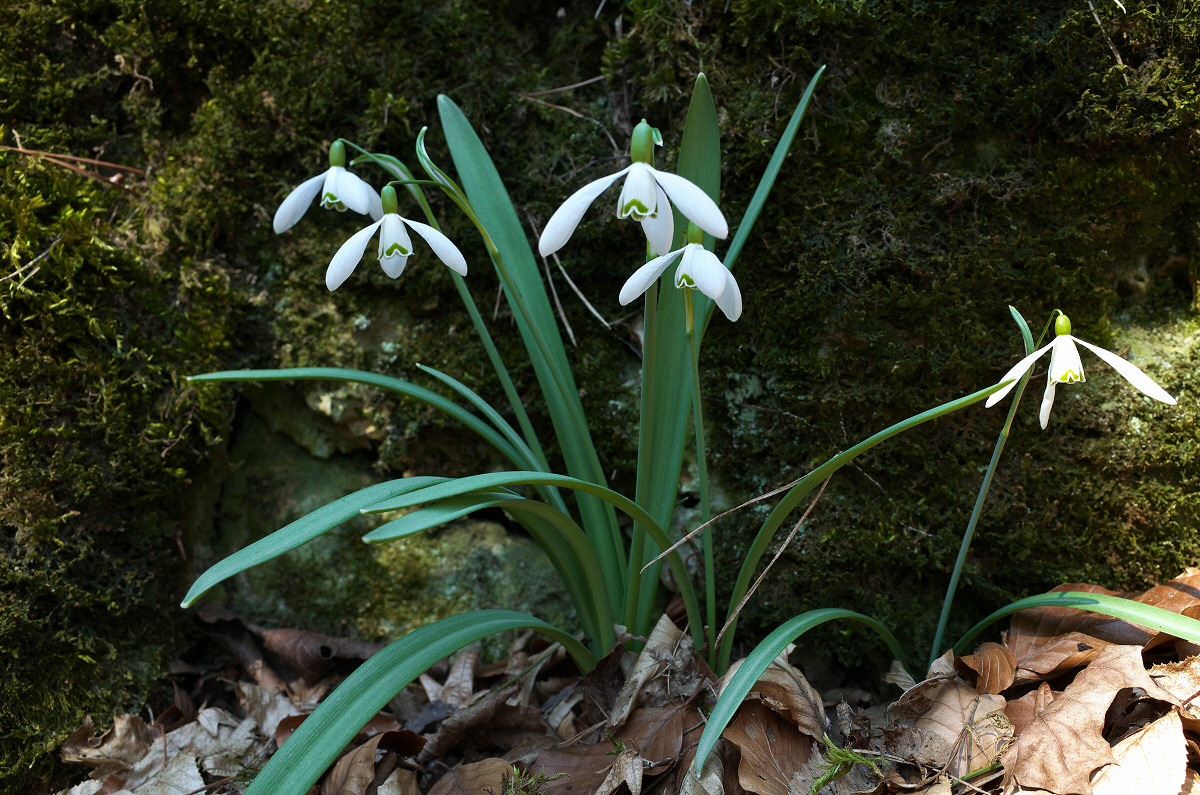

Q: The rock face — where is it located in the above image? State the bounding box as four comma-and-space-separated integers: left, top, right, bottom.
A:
5, 1, 1199, 789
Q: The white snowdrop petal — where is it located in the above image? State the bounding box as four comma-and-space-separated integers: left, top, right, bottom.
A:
714, 268, 743, 321
677, 245, 727, 300
404, 218, 468, 275
1039, 379, 1057, 429
272, 173, 325, 233
377, 215, 413, 278
985, 343, 1053, 408
539, 167, 630, 256
1048, 336, 1085, 383
640, 183, 675, 256
619, 251, 681, 305
1076, 338, 1177, 404
617, 163, 659, 220
652, 168, 728, 239
326, 221, 381, 291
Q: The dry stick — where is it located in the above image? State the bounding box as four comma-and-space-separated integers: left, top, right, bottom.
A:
526, 213, 614, 330
1087, 1, 1129, 85
713, 477, 831, 654
523, 211, 577, 345
0, 144, 148, 173
517, 91, 622, 158
2, 235, 60, 287
643, 473, 808, 573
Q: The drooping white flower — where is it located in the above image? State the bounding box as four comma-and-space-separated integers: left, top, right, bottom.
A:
325, 186, 467, 291
538, 121, 728, 258
619, 240, 742, 322
986, 313, 1176, 428
272, 141, 384, 234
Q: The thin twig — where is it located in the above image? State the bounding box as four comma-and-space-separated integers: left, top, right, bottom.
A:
0, 144, 147, 174
1087, 1, 1129, 85
3, 235, 61, 287
526, 213, 614, 331
714, 477, 831, 653
521, 75, 609, 98
643, 473, 807, 572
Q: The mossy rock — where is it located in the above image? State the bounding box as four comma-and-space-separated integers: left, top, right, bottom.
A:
5, 0, 1200, 790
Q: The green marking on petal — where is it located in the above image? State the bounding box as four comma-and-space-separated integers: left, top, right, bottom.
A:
1058, 368, 1083, 382
321, 192, 347, 211
622, 199, 652, 218
384, 243, 409, 257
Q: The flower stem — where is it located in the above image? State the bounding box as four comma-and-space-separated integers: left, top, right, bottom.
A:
927, 365, 1032, 670
684, 289, 717, 657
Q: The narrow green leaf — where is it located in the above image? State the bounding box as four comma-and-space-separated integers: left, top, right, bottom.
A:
694, 609, 905, 776
953, 591, 1200, 655
1008, 304, 1035, 356
363, 470, 703, 649
719, 381, 1012, 668
629, 74, 721, 634
181, 477, 446, 607
245, 611, 594, 795
415, 363, 566, 512
437, 96, 624, 606
188, 368, 525, 469
361, 490, 517, 542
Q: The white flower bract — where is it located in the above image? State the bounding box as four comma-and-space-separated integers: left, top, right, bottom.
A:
985, 332, 1176, 428
538, 162, 728, 258
273, 166, 384, 234
618, 243, 742, 321
325, 212, 467, 291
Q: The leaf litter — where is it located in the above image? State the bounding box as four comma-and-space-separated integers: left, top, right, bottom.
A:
56, 569, 1200, 795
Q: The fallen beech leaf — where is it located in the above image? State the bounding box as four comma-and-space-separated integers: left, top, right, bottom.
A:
723, 701, 814, 795
427, 758, 514, 795
258, 626, 382, 684
1001, 645, 1179, 795
911, 681, 1010, 776
1090, 710, 1185, 795
1151, 656, 1200, 714
956, 642, 1016, 695
378, 768, 421, 795
1004, 682, 1054, 737
323, 731, 426, 795
787, 747, 880, 795
680, 739, 728, 795
608, 614, 702, 731
595, 748, 644, 795
738, 657, 826, 742
420, 650, 478, 708
236, 681, 303, 738
417, 686, 544, 762
534, 706, 699, 795
59, 715, 155, 778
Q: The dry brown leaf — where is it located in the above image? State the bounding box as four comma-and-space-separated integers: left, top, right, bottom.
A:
418, 686, 545, 763
956, 642, 1016, 695
1004, 682, 1054, 737
534, 706, 698, 795
723, 701, 814, 795
259, 626, 383, 685
60, 715, 155, 779
322, 731, 424, 795
911, 681, 1010, 776
421, 650, 478, 708
739, 658, 826, 742
427, 758, 514, 795
1001, 645, 1179, 795
378, 768, 421, 795
1151, 656, 1200, 714
787, 748, 880, 795
1089, 710, 1185, 795
595, 748, 645, 795
608, 614, 703, 731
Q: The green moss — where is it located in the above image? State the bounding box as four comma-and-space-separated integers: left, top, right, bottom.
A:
6, 0, 1200, 787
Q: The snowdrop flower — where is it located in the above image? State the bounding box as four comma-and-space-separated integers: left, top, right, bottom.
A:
325, 185, 467, 291
272, 140, 383, 234
986, 312, 1176, 428
619, 224, 742, 321
538, 120, 728, 258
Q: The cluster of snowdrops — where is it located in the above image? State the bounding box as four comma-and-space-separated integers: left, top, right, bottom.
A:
182, 79, 1181, 794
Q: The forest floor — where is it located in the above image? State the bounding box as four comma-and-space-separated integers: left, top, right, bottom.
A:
53, 570, 1200, 795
